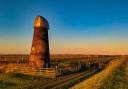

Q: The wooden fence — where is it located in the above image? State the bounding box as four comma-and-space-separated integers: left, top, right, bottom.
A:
4, 66, 60, 78
1, 62, 82, 78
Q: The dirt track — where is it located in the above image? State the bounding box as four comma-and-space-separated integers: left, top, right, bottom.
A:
43, 68, 99, 89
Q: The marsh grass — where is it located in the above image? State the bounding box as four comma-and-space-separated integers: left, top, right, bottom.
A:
0, 80, 15, 88
0, 73, 53, 89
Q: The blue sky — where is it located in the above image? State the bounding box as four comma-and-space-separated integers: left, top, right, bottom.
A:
0, 0, 128, 54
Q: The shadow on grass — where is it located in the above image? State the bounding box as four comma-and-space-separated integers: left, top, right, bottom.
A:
0, 80, 15, 88
8, 73, 34, 80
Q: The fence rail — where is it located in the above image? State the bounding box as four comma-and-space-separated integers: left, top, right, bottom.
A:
4, 66, 59, 78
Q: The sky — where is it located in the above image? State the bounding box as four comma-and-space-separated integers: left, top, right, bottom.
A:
0, 0, 128, 55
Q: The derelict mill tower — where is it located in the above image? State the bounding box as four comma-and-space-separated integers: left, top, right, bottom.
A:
29, 16, 50, 68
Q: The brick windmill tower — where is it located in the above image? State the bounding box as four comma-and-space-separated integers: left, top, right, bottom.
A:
29, 16, 50, 68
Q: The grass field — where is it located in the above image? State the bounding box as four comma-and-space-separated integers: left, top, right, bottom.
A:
99, 58, 128, 89
71, 57, 128, 89
0, 55, 125, 89
0, 73, 56, 89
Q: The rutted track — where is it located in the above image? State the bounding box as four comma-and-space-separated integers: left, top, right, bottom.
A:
43, 68, 100, 89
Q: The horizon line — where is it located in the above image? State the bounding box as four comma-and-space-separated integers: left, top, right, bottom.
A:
0, 53, 127, 56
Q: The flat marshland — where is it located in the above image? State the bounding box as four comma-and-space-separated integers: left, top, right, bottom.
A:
71, 57, 128, 89
0, 55, 127, 89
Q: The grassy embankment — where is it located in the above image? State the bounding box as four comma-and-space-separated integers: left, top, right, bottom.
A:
71, 58, 128, 89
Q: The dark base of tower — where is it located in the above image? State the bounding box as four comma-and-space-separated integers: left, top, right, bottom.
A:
28, 61, 50, 68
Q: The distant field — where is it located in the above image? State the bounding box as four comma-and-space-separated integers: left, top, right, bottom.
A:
71, 57, 128, 89
0, 54, 118, 66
